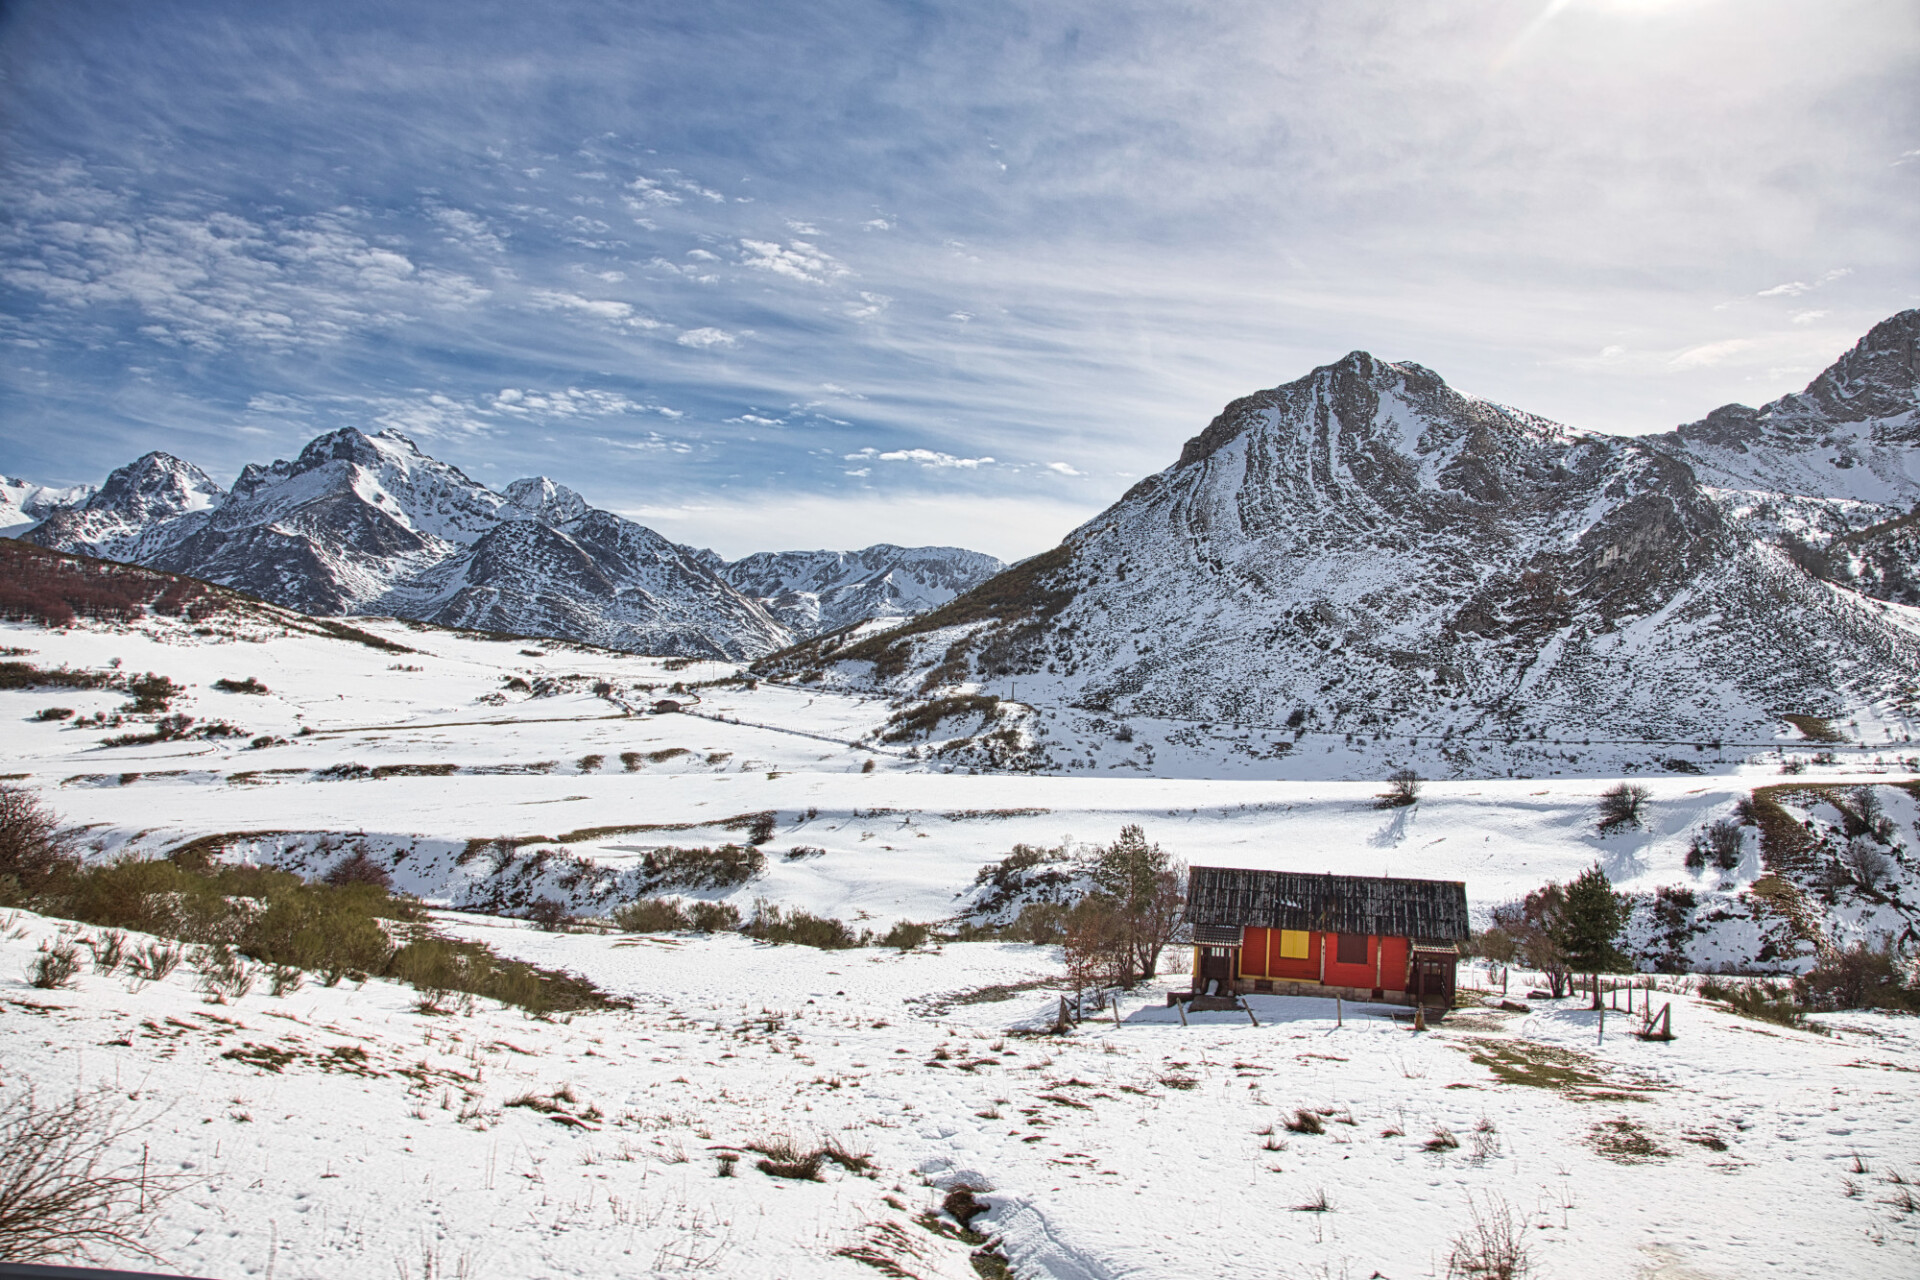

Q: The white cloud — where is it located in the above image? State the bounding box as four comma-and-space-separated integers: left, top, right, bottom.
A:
728, 413, 783, 426
1668, 338, 1756, 369
1757, 267, 1851, 298
676, 326, 737, 349
1790, 309, 1829, 325
845, 446, 994, 469
738, 238, 847, 284
527, 289, 632, 321
847, 291, 889, 320
1045, 461, 1084, 476
863, 218, 893, 231
0, 169, 487, 353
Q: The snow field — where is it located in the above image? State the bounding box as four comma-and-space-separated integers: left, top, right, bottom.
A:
4, 908, 1916, 1279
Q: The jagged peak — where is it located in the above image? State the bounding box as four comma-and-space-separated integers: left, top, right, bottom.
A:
502, 476, 590, 525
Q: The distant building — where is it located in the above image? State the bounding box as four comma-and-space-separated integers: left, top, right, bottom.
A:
1184, 866, 1469, 1009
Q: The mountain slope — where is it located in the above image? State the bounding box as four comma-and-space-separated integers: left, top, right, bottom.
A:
19, 427, 792, 658
1655, 310, 1920, 506
720, 544, 1006, 635
0, 474, 94, 534
760, 327, 1920, 773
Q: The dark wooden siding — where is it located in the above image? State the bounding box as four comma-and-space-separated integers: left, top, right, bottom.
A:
1185, 867, 1469, 941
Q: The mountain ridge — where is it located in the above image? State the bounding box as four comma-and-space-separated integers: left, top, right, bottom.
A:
756, 311, 1920, 777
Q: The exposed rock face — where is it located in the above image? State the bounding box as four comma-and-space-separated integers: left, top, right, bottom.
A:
22, 454, 224, 562
20, 427, 792, 658
1655, 310, 1920, 505
720, 545, 1006, 635
763, 317, 1920, 766
11, 426, 1002, 659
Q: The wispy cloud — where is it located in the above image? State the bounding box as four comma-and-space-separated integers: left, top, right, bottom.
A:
1, 1, 1914, 551
846, 447, 994, 469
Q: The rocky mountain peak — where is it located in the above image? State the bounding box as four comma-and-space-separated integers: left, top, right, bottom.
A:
90, 452, 226, 519
502, 476, 591, 526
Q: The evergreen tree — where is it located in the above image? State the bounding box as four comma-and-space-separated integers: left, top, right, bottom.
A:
1550, 863, 1629, 1008
1088, 825, 1186, 983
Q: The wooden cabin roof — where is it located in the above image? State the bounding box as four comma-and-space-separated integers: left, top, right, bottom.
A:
1184, 866, 1470, 941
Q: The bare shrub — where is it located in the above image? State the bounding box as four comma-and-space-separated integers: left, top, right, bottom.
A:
611, 897, 690, 933
688, 900, 742, 933
1596, 783, 1650, 833
0, 784, 78, 904
0, 1085, 185, 1264
1685, 819, 1745, 873
1796, 940, 1917, 1013
86, 932, 127, 975
125, 941, 182, 984
1838, 840, 1893, 892
1376, 767, 1421, 809
524, 898, 573, 932
28, 942, 80, 990
1445, 1193, 1533, 1278
322, 850, 392, 890
880, 920, 930, 951
192, 944, 254, 1002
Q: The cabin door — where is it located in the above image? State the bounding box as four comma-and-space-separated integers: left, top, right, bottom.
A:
1412, 954, 1455, 1006
1199, 947, 1236, 997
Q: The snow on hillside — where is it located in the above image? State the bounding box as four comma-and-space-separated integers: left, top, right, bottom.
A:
5, 608, 1918, 971
0, 474, 93, 535
4, 904, 1917, 1279
719, 545, 1007, 637
758, 318, 1920, 781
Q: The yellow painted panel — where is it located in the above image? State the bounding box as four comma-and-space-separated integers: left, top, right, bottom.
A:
1280, 929, 1310, 960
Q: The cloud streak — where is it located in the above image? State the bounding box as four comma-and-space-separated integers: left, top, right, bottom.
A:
1, 0, 1916, 556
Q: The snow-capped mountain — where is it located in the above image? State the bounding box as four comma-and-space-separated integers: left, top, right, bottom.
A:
718, 544, 1006, 635
762, 313, 1920, 768
0, 474, 95, 535
7, 427, 1002, 659
15, 427, 793, 658
385, 507, 791, 657
1653, 311, 1920, 507
21, 453, 224, 561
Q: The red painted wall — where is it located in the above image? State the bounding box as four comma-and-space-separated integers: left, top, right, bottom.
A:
1238, 928, 1411, 991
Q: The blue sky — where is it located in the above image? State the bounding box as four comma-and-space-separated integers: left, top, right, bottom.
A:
2, 0, 1917, 560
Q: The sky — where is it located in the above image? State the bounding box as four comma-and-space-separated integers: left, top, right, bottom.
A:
2, 0, 1917, 561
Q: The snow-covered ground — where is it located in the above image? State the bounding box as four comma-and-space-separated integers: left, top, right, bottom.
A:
5, 609, 1920, 1276
4, 612, 1916, 935
3, 909, 1916, 1279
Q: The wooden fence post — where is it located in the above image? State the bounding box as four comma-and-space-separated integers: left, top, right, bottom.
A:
1176, 997, 1188, 1027
1111, 994, 1122, 1028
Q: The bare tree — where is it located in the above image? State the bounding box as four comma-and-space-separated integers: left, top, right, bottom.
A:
0, 1085, 187, 1264
1595, 783, 1651, 833
1376, 768, 1421, 809
0, 784, 77, 904
1487, 883, 1571, 998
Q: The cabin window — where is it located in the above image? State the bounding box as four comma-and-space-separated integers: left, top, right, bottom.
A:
1279, 929, 1310, 960
1336, 933, 1367, 965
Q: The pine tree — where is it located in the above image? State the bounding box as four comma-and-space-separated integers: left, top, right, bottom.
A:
1551, 863, 1629, 1009
1088, 825, 1186, 983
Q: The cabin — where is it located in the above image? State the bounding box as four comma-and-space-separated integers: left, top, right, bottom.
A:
1184, 866, 1470, 1010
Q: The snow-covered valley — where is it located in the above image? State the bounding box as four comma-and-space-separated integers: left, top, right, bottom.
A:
3, 598, 1919, 1276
